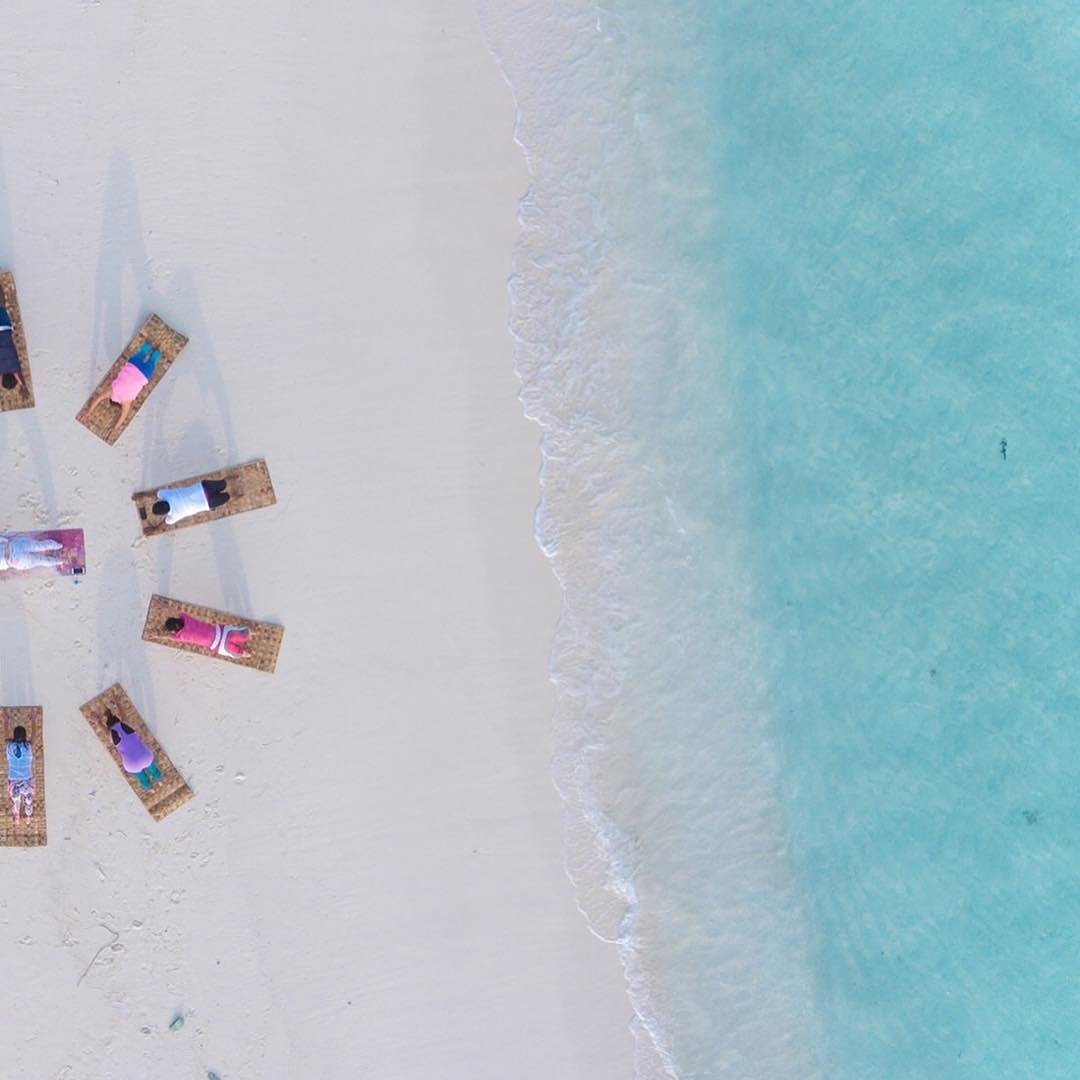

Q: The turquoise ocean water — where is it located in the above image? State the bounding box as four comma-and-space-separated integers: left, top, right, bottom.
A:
481, 2, 1080, 1076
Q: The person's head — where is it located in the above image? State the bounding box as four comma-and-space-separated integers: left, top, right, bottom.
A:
152, 500, 170, 517
103, 709, 120, 727
11, 725, 27, 744
1, 373, 16, 391
164, 616, 184, 633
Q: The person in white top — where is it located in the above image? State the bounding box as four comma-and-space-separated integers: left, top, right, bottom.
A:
151, 478, 231, 526
0, 535, 65, 571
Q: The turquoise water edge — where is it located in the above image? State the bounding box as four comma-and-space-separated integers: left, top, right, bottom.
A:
482, 1, 1080, 1077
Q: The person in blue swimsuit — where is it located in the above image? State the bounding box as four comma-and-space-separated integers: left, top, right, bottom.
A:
0, 284, 25, 393
6, 725, 35, 822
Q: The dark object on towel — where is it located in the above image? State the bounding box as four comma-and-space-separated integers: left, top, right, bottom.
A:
0, 306, 22, 376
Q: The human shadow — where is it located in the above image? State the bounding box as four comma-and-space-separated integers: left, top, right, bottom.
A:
15, 411, 59, 523
84, 150, 165, 728
137, 271, 250, 612
92, 151, 250, 613
95, 543, 156, 725
144, 416, 253, 617
90, 151, 160, 397
93, 151, 241, 472
0, 603, 33, 704
148, 266, 241, 479
0, 142, 58, 523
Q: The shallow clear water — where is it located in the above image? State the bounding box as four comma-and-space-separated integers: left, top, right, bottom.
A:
481, 2, 1080, 1076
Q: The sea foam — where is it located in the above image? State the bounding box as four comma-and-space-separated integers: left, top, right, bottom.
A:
479, 3, 822, 1076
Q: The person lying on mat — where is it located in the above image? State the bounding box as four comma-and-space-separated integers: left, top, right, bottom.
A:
150, 478, 230, 526
164, 612, 250, 657
6, 725, 35, 823
85, 341, 163, 438
103, 709, 163, 791
0, 534, 66, 572
0, 285, 25, 393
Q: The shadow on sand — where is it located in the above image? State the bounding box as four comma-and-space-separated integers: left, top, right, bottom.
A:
92, 150, 252, 623
0, 143, 58, 524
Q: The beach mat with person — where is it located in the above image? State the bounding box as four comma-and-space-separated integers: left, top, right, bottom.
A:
0, 528, 86, 580
132, 458, 276, 536
142, 593, 284, 674
80, 684, 193, 822
0, 708, 46, 847
76, 314, 188, 444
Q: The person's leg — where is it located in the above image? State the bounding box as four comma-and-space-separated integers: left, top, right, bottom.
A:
147, 761, 163, 782
12, 539, 65, 570
23, 786, 33, 819
136, 769, 152, 789
108, 399, 132, 439
22, 553, 65, 569
25, 538, 63, 554
9, 782, 19, 821
200, 479, 230, 511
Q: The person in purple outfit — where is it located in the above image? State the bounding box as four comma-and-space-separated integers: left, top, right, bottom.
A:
102, 709, 163, 790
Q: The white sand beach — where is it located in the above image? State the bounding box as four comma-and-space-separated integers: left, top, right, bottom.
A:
0, 3, 633, 1077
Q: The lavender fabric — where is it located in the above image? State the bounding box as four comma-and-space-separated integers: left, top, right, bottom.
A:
109, 722, 154, 774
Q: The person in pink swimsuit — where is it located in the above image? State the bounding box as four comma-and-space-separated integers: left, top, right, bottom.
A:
164, 612, 250, 657
85, 341, 163, 439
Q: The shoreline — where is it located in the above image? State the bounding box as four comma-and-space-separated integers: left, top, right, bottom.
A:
479, 3, 825, 1077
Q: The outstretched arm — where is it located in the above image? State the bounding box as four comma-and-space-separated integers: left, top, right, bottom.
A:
108, 400, 132, 438
86, 389, 111, 414
141, 510, 167, 534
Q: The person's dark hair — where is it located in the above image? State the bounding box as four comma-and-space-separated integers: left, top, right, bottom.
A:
103, 709, 120, 727
152, 500, 170, 517
0, 284, 6, 306
1, 373, 15, 390
11, 725, 27, 743
164, 616, 184, 633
